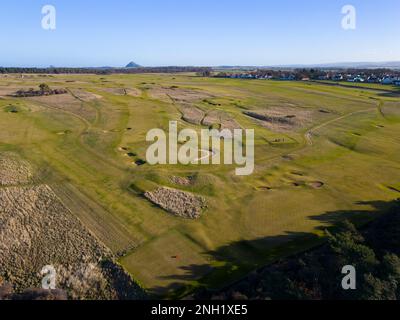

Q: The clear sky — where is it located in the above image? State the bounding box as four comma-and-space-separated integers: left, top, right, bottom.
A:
0, 0, 399, 67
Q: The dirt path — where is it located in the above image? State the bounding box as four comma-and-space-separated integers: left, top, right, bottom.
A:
30, 99, 127, 173
254, 104, 380, 167
304, 106, 377, 146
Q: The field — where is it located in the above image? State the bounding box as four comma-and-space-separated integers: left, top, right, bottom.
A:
1, 73, 400, 298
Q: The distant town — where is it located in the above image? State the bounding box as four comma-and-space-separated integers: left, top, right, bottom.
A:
1, 65, 400, 87
213, 69, 400, 86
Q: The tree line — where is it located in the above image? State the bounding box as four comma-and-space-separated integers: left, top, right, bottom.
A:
0, 67, 212, 75
13, 84, 67, 97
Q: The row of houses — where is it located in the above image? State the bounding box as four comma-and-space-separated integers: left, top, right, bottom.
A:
317, 73, 400, 85
219, 73, 296, 80
214, 70, 400, 86
224, 73, 273, 80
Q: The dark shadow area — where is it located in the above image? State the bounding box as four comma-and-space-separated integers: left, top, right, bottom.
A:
312, 79, 400, 98
377, 90, 400, 98
149, 199, 400, 299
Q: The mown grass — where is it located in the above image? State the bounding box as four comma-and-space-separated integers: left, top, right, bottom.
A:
1, 73, 399, 297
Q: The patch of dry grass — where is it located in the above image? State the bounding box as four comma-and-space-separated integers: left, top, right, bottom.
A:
244, 106, 313, 132
28, 92, 97, 122
180, 104, 205, 125
69, 88, 102, 101
0, 152, 32, 186
149, 85, 213, 103
0, 184, 145, 299
144, 187, 206, 219
0, 185, 107, 287
202, 110, 241, 130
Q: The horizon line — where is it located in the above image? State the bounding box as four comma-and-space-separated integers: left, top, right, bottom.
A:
2, 60, 400, 69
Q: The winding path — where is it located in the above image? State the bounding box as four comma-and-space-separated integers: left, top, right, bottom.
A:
304, 106, 378, 146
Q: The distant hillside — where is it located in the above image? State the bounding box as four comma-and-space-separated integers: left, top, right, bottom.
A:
125, 61, 141, 68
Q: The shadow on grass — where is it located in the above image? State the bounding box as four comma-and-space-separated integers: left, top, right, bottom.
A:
148, 199, 398, 298
377, 86, 400, 98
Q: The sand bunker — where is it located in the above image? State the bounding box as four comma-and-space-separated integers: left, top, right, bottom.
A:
144, 187, 206, 219
170, 176, 195, 186
257, 186, 272, 191
244, 107, 313, 132
0, 152, 32, 186
289, 180, 324, 189
308, 181, 325, 189
134, 159, 146, 166
282, 155, 294, 161
319, 109, 331, 114
126, 152, 137, 158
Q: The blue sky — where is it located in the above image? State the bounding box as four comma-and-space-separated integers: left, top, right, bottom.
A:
0, 0, 399, 67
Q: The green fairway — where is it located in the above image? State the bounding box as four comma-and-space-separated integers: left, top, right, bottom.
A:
1, 73, 400, 297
